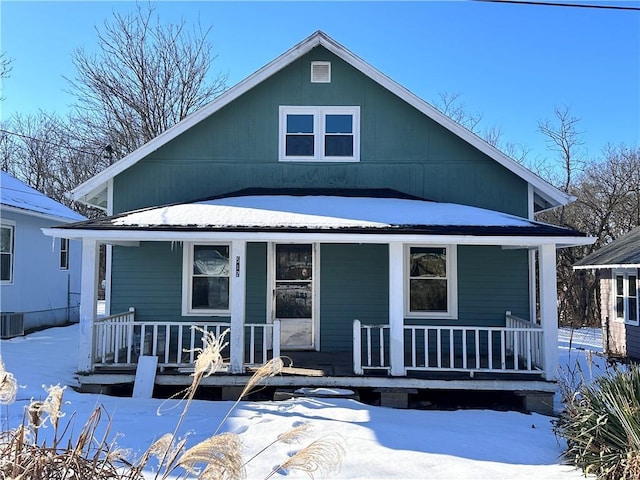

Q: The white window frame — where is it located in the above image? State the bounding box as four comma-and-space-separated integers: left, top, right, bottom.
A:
613, 269, 639, 326
404, 245, 458, 319
279, 106, 360, 162
182, 242, 231, 316
0, 222, 15, 284
60, 238, 69, 270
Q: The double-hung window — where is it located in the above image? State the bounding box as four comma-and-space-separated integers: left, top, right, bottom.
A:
406, 245, 457, 318
614, 270, 639, 326
183, 244, 230, 315
279, 106, 360, 162
1, 223, 14, 283
60, 238, 69, 270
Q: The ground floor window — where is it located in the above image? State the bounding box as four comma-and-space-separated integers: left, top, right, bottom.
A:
1, 223, 14, 283
614, 269, 639, 326
406, 245, 457, 318
182, 243, 230, 315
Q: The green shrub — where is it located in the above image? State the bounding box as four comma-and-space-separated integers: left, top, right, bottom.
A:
555, 363, 640, 479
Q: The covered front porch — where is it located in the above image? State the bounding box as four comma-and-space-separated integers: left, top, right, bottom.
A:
44, 191, 593, 391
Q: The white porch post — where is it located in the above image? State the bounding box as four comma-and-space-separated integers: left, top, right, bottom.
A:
229, 240, 246, 374
539, 243, 558, 381
78, 238, 99, 372
389, 242, 405, 376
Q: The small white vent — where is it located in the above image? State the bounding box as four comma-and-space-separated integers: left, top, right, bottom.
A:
0, 312, 24, 339
311, 61, 331, 83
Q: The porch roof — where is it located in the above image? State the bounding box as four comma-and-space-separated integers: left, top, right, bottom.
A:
48, 189, 591, 246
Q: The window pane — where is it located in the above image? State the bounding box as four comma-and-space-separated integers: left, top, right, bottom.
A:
287, 114, 314, 133
410, 248, 446, 277
325, 114, 352, 133
192, 277, 229, 310
276, 244, 312, 280
628, 275, 637, 297
630, 299, 638, 322
276, 282, 312, 318
0, 254, 10, 281
616, 296, 624, 319
410, 279, 447, 312
325, 135, 353, 157
616, 275, 624, 295
0, 227, 12, 253
286, 135, 314, 156
193, 245, 229, 276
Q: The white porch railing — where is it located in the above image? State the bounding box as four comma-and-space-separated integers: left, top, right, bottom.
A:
353, 319, 390, 375
92, 310, 281, 370
354, 313, 544, 376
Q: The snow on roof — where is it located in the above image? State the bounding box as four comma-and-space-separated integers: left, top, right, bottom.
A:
1, 171, 86, 222
105, 194, 572, 234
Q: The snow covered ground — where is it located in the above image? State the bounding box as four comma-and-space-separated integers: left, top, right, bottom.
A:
0, 324, 604, 479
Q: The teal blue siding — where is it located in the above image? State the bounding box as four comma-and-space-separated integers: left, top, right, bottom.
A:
112, 242, 267, 324
111, 242, 186, 322
320, 244, 389, 351
457, 246, 530, 325
113, 46, 528, 217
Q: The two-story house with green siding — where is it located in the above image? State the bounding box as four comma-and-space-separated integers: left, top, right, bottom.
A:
45, 31, 593, 412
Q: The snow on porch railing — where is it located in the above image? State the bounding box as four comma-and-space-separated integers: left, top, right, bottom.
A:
353, 319, 391, 375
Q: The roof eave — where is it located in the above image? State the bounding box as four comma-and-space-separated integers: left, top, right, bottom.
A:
1, 204, 85, 223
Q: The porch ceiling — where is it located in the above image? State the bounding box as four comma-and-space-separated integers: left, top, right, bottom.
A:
45, 189, 593, 247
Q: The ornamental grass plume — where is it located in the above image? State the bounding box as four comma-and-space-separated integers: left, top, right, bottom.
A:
0, 356, 17, 406
264, 435, 346, 480
178, 432, 244, 480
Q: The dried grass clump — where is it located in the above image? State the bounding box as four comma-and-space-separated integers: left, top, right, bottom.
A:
555, 363, 640, 479
0, 330, 346, 480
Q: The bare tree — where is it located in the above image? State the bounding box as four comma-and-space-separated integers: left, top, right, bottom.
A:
1, 52, 13, 101
433, 91, 530, 163
67, 3, 227, 158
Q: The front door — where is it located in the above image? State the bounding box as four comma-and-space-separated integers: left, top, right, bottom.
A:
273, 243, 316, 350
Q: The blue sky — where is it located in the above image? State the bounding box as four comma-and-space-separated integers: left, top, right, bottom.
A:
1, 1, 638, 165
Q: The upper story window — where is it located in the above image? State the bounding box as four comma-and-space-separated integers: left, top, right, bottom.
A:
1, 223, 15, 283
614, 269, 639, 326
406, 245, 458, 319
60, 238, 69, 270
279, 106, 360, 162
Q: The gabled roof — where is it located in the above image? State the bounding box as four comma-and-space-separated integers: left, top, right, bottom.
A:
574, 226, 640, 269
71, 30, 574, 212
1, 171, 86, 223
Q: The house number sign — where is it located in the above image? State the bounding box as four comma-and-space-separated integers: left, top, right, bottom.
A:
235, 256, 240, 277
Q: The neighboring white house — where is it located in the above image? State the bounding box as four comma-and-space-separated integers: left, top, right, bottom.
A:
1, 171, 85, 335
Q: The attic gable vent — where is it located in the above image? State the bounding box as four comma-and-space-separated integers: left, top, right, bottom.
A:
311, 61, 331, 83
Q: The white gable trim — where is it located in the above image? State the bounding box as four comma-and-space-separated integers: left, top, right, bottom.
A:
71, 31, 572, 210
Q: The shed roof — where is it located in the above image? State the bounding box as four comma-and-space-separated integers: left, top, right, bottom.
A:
574, 227, 640, 269
1, 171, 86, 223
55, 189, 585, 239
70, 31, 573, 213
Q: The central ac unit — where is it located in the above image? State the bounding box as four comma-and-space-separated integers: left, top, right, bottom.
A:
0, 312, 24, 339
